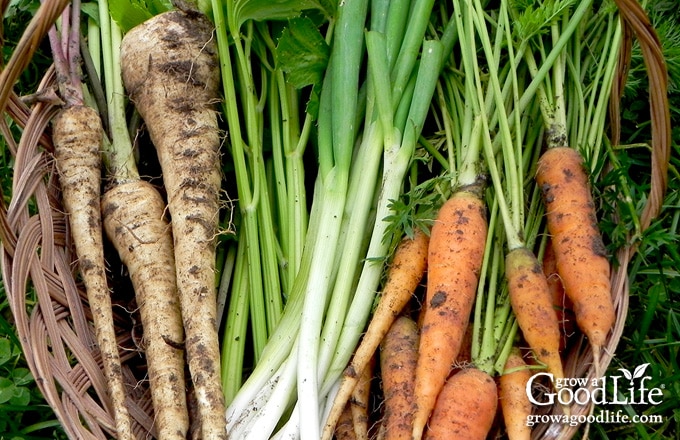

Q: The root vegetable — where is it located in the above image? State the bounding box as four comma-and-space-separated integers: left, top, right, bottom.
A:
52, 104, 134, 440
542, 239, 576, 352
350, 356, 373, 440
322, 229, 428, 438
505, 247, 564, 382
423, 367, 497, 440
102, 180, 188, 439
336, 402, 358, 440
379, 316, 419, 440
499, 350, 533, 440
412, 187, 487, 440
120, 10, 226, 438
535, 146, 615, 365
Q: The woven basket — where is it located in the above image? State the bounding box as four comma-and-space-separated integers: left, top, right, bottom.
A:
0, 71, 158, 438
0, 0, 671, 439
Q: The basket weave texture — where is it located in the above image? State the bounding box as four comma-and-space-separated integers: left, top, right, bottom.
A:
1, 77, 156, 438
0, 0, 671, 439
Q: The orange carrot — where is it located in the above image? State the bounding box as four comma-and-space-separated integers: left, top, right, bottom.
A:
423, 367, 497, 440
499, 350, 533, 440
412, 187, 488, 439
379, 316, 419, 440
542, 239, 576, 352
505, 247, 564, 382
350, 355, 374, 440
335, 402, 358, 440
535, 147, 615, 363
322, 229, 428, 439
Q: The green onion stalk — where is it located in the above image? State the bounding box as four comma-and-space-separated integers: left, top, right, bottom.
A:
217, 0, 456, 436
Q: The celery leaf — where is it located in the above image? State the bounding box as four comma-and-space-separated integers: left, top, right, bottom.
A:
108, 0, 172, 33
276, 16, 329, 90
234, 0, 333, 27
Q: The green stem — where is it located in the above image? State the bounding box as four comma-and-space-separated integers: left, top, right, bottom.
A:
316, 121, 383, 378
221, 229, 250, 404
322, 39, 444, 393
297, 170, 348, 440
100, 15, 138, 183
472, 0, 522, 233
295, 1, 369, 435
472, 195, 500, 374
390, 0, 436, 111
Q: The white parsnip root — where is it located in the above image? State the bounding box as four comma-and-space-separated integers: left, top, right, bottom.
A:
52, 105, 134, 440
120, 9, 226, 439
102, 180, 189, 439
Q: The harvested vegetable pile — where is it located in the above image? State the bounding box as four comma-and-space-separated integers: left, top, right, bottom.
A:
0, 0, 672, 439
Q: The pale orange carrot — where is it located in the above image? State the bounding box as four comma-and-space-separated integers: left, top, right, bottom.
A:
499, 350, 533, 440
335, 402, 358, 440
379, 316, 419, 440
350, 355, 374, 440
536, 146, 615, 368
412, 186, 488, 440
505, 247, 564, 382
322, 229, 428, 439
423, 367, 497, 440
542, 239, 576, 352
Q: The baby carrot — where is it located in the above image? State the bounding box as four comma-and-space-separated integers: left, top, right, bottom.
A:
542, 238, 576, 352
350, 355, 373, 440
322, 229, 428, 439
335, 402, 357, 440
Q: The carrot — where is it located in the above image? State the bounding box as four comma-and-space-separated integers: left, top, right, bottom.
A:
542, 239, 576, 352
120, 9, 226, 438
335, 402, 358, 440
499, 350, 533, 440
412, 187, 487, 440
505, 246, 564, 382
322, 229, 428, 439
52, 105, 134, 440
350, 355, 374, 440
102, 180, 189, 439
423, 367, 498, 440
535, 146, 615, 365
379, 316, 419, 440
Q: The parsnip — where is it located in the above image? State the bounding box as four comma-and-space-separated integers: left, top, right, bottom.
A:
120, 9, 226, 438
102, 180, 188, 439
53, 105, 134, 440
